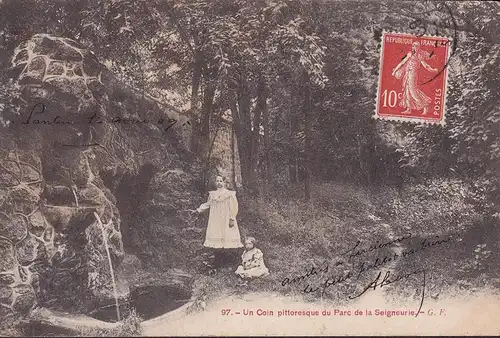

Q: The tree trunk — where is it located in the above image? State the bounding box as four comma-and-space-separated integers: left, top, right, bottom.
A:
231, 100, 249, 188
262, 84, 271, 196
189, 53, 203, 152
199, 66, 216, 154
303, 82, 312, 200
199, 66, 216, 191
230, 76, 266, 195
235, 76, 252, 189
200, 85, 214, 150
190, 53, 202, 111
231, 123, 237, 189
247, 80, 265, 194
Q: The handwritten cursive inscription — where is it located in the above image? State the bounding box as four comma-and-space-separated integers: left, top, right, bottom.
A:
18, 103, 190, 132
280, 233, 452, 318
281, 261, 330, 287
340, 233, 412, 260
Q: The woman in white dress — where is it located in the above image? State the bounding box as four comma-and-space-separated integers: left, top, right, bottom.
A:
193, 175, 243, 267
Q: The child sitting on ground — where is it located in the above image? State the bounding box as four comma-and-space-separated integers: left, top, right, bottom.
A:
235, 237, 270, 280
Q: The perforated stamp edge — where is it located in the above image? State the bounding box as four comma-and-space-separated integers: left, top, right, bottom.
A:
372, 30, 453, 127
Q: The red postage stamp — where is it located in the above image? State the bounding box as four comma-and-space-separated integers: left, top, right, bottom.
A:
375, 32, 452, 125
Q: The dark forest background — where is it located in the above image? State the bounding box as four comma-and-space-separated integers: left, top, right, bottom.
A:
1, 0, 499, 202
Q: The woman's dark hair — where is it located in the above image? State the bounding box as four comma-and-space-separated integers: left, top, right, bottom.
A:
215, 174, 227, 182
208, 174, 226, 191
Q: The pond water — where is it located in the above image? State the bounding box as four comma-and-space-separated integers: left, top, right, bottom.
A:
89, 284, 192, 323
24, 284, 192, 336
26, 324, 77, 337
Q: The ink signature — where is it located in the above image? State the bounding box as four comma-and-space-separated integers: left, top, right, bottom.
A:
348, 269, 426, 317
16, 103, 190, 133
280, 234, 452, 317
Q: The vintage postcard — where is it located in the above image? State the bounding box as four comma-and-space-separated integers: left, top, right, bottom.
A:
0, 0, 499, 336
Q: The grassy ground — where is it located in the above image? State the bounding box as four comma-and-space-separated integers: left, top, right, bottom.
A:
188, 179, 500, 309
13, 179, 498, 336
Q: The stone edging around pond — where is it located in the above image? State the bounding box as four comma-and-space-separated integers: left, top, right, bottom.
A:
29, 307, 122, 333
28, 300, 196, 335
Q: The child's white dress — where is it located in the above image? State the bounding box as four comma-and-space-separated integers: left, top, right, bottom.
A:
197, 188, 243, 248
235, 248, 270, 278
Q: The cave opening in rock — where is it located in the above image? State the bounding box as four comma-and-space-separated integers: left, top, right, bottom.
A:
88, 284, 192, 323
101, 163, 156, 255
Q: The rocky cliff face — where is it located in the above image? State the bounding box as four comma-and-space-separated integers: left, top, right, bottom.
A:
0, 34, 196, 322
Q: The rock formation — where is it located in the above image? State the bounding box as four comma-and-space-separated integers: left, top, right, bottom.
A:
0, 33, 195, 323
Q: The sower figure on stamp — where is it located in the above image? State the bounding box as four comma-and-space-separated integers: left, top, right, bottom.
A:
192, 175, 243, 270
392, 41, 438, 115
